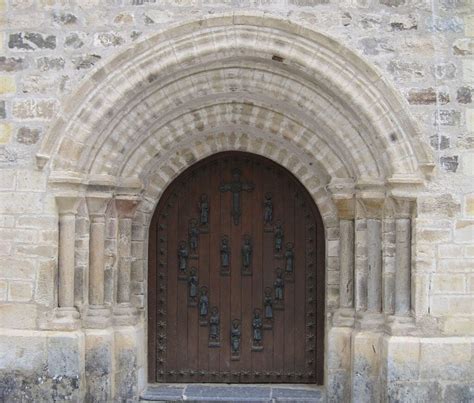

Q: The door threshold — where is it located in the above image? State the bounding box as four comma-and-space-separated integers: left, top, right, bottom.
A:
140, 383, 325, 402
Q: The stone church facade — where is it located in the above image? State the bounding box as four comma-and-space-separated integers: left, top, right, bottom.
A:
0, 0, 472, 402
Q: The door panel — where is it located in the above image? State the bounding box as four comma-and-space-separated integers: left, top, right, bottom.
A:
148, 152, 325, 384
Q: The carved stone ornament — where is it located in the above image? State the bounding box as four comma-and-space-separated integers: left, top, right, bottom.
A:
177, 241, 189, 280
188, 267, 199, 306
199, 286, 209, 326
220, 235, 230, 275
241, 234, 253, 275
252, 309, 264, 351
219, 168, 254, 225
208, 306, 220, 347
231, 319, 241, 359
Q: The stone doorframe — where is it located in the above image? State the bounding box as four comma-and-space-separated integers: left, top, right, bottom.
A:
37, 12, 434, 401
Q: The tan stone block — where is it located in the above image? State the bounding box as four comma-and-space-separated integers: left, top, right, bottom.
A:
0, 123, 12, 144
0, 241, 12, 255
0, 192, 43, 214
442, 317, 474, 335
386, 336, 420, 382
454, 220, 474, 243
467, 109, 474, 132
16, 169, 47, 191
462, 152, 474, 176
0, 280, 7, 301
439, 258, 472, 272
328, 327, 352, 370
465, 14, 474, 37
449, 296, 474, 315
465, 245, 474, 257
464, 60, 474, 84
0, 258, 35, 280
417, 228, 452, 243
0, 76, 16, 94
8, 281, 33, 302
466, 194, 474, 216
438, 244, 463, 258
432, 273, 466, 293
0, 304, 38, 329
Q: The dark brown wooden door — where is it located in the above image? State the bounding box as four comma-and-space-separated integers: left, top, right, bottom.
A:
148, 152, 324, 384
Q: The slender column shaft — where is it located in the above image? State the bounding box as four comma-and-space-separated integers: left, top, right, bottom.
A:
117, 217, 132, 303
395, 218, 411, 315
58, 213, 76, 308
354, 218, 367, 311
367, 218, 382, 313
89, 214, 106, 306
339, 219, 354, 308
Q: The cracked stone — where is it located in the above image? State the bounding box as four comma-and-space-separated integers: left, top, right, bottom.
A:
8, 32, 56, 51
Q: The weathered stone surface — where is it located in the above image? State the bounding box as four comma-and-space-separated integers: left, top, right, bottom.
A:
359, 37, 394, 55
71, 54, 101, 70
0, 76, 16, 94
389, 14, 417, 31
52, 11, 78, 25
8, 32, 56, 51
16, 126, 41, 145
64, 32, 85, 49
407, 88, 449, 105
380, 0, 405, 6
93, 32, 124, 47
431, 62, 457, 80
430, 134, 450, 150
387, 60, 424, 80
12, 99, 58, 119
426, 16, 464, 32
0, 101, 5, 119
0, 56, 28, 72
440, 156, 459, 172
435, 110, 461, 126
453, 38, 474, 55
0, 123, 12, 145
457, 86, 472, 104
36, 56, 65, 71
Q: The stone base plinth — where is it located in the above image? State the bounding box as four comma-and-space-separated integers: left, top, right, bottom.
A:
84, 305, 112, 328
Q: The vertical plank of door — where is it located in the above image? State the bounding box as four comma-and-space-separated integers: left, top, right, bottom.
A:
283, 178, 295, 379
167, 191, 179, 382
294, 185, 307, 378
208, 159, 222, 380
198, 164, 211, 381
272, 167, 284, 377
148, 214, 157, 382
315, 211, 325, 384
176, 177, 189, 378
187, 171, 199, 376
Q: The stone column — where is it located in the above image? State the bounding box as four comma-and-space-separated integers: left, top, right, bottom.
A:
51, 195, 81, 329
355, 187, 385, 327
330, 185, 356, 327
395, 217, 411, 315
85, 193, 112, 328
114, 196, 139, 324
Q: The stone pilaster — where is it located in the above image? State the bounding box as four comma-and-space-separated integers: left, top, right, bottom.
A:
85, 193, 112, 328
51, 195, 81, 330
114, 196, 139, 325
330, 179, 356, 327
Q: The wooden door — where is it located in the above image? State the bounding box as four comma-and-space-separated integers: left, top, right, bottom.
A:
148, 152, 324, 384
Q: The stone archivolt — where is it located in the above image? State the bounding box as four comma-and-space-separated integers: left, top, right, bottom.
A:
37, 12, 434, 400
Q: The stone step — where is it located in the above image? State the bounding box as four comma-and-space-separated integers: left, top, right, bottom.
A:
140, 383, 325, 402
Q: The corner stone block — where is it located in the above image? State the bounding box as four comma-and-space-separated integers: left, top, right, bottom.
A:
114, 327, 140, 401
328, 327, 352, 370
85, 329, 114, 402
419, 338, 472, 381
385, 336, 420, 382
47, 331, 85, 378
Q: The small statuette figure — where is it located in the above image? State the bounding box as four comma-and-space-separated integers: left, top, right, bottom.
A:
231, 319, 241, 356
177, 241, 188, 276
274, 222, 284, 254
208, 306, 220, 346
188, 268, 198, 303
274, 269, 285, 301
241, 235, 252, 273
285, 243, 295, 273
199, 194, 209, 225
263, 193, 273, 224
188, 219, 199, 253
252, 309, 263, 350
264, 287, 273, 319
199, 286, 209, 318
220, 236, 230, 269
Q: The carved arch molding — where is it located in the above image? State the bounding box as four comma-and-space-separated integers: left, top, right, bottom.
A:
38, 11, 432, 385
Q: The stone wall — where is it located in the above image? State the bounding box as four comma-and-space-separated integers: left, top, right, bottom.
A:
0, 0, 472, 402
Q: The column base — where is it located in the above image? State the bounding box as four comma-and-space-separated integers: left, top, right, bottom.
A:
355, 311, 385, 331
332, 308, 355, 327
385, 315, 417, 335
84, 305, 112, 328
113, 303, 138, 326
44, 307, 81, 331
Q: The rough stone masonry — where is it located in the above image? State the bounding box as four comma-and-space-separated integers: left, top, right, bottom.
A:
0, 0, 473, 402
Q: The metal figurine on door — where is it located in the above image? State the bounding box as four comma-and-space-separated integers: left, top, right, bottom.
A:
177, 241, 188, 279
188, 268, 198, 306
208, 307, 220, 347
263, 193, 273, 226
230, 319, 241, 359
285, 243, 295, 275
188, 219, 199, 255
198, 194, 209, 226
252, 309, 263, 351
241, 234, 253, 275
274, 221, 284, 255
220, 236, 230, 275
219, 168, 254, 225
199, 286, 209, 325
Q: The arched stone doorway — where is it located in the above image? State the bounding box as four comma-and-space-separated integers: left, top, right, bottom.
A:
36, 12, 433, 401
148, 152, 325, 384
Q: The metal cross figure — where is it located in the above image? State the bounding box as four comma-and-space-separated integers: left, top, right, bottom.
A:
219, 168, 254, 225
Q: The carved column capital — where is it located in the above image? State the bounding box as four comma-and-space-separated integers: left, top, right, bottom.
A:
355, 192, 386, 220
388, 197, 414, 219
328, 178, 355, 220
55, 194, 81, 216
86, 193, 112, 221
115, 195, 140, 219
